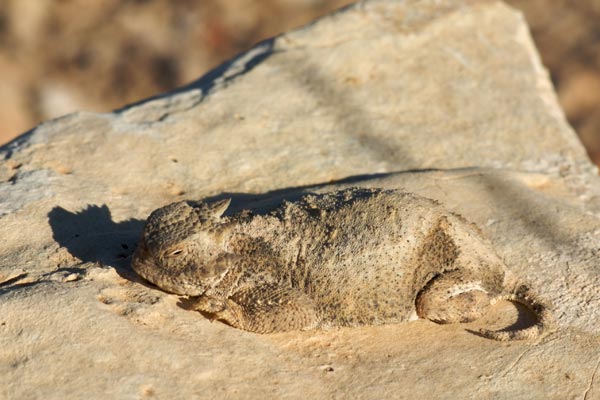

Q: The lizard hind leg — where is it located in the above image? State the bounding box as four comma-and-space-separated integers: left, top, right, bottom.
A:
415, 271, 494, 324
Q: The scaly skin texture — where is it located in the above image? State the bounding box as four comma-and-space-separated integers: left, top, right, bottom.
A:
132, 188, 553, 340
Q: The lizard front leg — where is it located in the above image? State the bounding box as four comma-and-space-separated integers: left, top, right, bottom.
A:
190, 284, 320, 334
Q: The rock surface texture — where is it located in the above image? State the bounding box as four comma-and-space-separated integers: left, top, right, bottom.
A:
1, 0, 600, 398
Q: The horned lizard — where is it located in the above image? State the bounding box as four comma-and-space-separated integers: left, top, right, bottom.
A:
131, 188, 553, 340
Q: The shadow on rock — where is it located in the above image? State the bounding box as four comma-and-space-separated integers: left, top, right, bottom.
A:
116, 38, 276, 114
202, 171, 398, 216
48, 204, 145, 279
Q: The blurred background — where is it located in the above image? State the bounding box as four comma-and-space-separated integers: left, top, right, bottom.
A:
0, 0, 599, 166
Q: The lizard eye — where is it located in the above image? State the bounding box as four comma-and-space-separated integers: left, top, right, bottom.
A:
168, 249, 183, 256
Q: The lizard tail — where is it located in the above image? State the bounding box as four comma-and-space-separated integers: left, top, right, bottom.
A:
478, 283, 554, 341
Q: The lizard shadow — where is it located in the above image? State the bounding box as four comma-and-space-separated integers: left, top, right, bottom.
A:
47, 204, 146, 282
200, 171, 415, 216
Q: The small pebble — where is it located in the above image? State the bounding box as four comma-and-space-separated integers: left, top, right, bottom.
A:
64, 273, 80, 282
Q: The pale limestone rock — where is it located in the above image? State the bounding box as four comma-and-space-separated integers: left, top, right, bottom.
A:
1, 0, 600, 398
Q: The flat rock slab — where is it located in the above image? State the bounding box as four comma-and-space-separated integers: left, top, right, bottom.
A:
1, 0, 600, 398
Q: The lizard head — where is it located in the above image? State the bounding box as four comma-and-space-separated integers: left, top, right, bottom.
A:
131, 198, 234, 296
